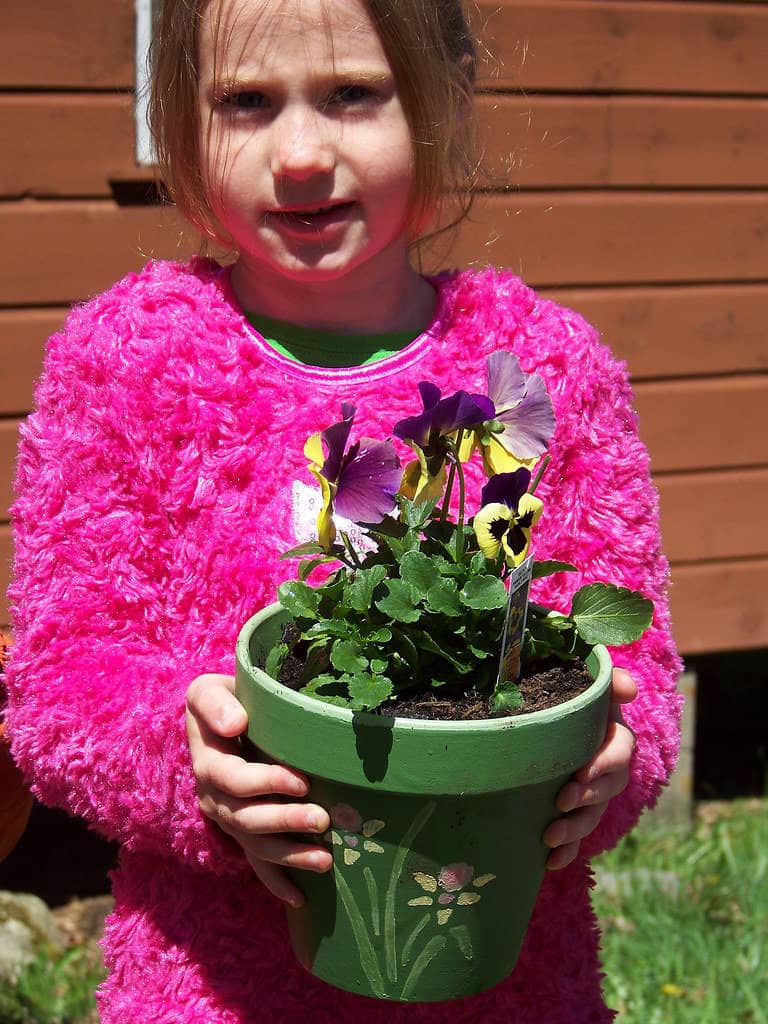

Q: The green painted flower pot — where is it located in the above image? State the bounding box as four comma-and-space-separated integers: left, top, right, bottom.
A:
235, 603, 612, 1003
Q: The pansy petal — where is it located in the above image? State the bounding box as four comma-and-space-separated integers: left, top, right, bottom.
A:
413, 872, 438, 893
304, 432, 325, 469
408, 896, 434, 907
334, 440, 402, 524
480, 435, 535, 478
437, 909, 453, 925
480, 469, 531, 510
473, 502, 511, 560
431, 391, 495, 438
472, 873, 496, 887
486, 351, 527, 411
497, 374, 555, 460
320, 404, 356, 481
363, 840, 384, 854
518, 492, 544, 526
456, 893, 481, 906
343, 848, 361, 865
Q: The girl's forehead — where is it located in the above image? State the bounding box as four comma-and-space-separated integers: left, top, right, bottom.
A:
201, 0, 375, 57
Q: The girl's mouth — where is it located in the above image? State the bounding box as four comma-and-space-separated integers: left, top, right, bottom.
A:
268, 202, 356, 232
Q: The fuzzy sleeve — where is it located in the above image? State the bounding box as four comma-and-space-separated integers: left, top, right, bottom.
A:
524, 297, 684, 856
5, 297, 247, 877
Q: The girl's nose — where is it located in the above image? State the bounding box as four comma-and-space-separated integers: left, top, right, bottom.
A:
270, 108, 335, 181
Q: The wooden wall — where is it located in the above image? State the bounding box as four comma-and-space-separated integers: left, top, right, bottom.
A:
1, 0, 767, 654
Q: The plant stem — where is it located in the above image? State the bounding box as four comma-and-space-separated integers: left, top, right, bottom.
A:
340, 531, 363, 568
528, 454, 551, 496
454, 448, 467, 561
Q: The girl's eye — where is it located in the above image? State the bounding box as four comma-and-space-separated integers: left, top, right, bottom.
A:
223, 91, 268, 110
329, 84, 374, 105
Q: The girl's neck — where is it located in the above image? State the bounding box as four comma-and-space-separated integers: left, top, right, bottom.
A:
228, 254, 436, 335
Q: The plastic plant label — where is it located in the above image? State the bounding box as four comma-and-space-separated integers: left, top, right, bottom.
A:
497, 555, 533, 684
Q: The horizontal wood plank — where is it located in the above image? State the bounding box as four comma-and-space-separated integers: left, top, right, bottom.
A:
0, 309, 63, 415
6, 1, 767, 95
449, 192, 768, 288
543, 284, 768, 380
475, 1, 768, 95
477, 95, 768, 189
0, 95, 149, 198
656, 468, 768, 565
669, 559, 768, 654
634, 376, 768, 473
4, 191, 768, 305
0, 203, 201, 307
4, 93, 766, 198
2, 0, 134, 88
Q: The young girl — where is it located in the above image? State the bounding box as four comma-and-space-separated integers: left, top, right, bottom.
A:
6, 0, 682, 1020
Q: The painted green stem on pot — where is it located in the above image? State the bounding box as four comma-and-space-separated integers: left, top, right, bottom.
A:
384, 800, 437, 983
333, 865, 386, 998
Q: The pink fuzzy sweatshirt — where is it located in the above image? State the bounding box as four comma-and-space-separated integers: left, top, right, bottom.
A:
7, 259, 682, 1023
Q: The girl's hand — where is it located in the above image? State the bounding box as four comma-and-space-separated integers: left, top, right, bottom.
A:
543, 667, 637, 870
185, 674, 332, 907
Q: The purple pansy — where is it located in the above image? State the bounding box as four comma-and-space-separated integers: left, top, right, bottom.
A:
485, 351, 555, 464
305, 405, 402, 550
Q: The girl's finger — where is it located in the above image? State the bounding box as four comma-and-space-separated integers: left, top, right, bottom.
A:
206, 796, 330, 836
610, 666, 637, 704
543, 802, 606, 852
573, 713, 636, 786
544, 841, 581, 871
198, 756, 311, 801
186, 673, 247, 736
246, 858, 307, 908
555, 767, 630, 814
242, 834, 334, 874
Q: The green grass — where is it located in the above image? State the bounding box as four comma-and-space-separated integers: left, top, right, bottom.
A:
594, 799, 768, 1023
0, 944, 103, 1024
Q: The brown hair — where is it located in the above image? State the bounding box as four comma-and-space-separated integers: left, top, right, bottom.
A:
149, 0, 477, 246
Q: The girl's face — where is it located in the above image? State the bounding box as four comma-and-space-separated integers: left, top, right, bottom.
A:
198, 0, 418, 298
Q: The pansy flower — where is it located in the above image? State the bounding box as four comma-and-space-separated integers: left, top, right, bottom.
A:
305, 403, 402, 552
407, 862, 496, 925
460, 352, 555, 475
325, 803, 386, 866
394, 384, 495, 501
473, 469, 543, 567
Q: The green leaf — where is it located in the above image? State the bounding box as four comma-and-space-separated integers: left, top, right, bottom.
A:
278, 579, 321, 618
375, 579, 421, 622
300, 675, 352, 707
489, 683, 525, 715
330, 640, 368, 674
531, 560, 578, 580
425, 578, 461, 616
298, 556, 338, 581
399, 550, 442, 597
349, 564, 388, 612
280, 541, 327, 560
348, 672, 393, 711
570, 583, 653, 646
367, 627, 393, 643
304, 618, 353, 640
264, 642, 288, 680
460, 575, 508, 611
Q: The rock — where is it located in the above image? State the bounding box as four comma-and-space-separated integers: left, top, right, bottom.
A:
0, 890, 67, 982
52, 895, 114, 947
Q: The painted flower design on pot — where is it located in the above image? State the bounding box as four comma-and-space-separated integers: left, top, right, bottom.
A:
407, 862, 496, 925
325, 803, 386, 866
